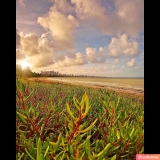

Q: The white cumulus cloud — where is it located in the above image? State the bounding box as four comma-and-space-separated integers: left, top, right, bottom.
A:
108, 34, 139, 57
127, 59, 135, 67
71, 0, 144, 36
86, 47, 106, 63
37, 6, 79, 49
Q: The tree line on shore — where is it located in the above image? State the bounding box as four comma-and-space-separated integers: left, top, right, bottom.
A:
16, 64, 106, 78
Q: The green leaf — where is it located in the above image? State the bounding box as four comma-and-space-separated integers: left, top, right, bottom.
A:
68, 123, 73, 132
95, 140, 99, 153
55, 151, 64, 159
139, 146, 144, 154
95, 143, 111, 157
116, 130, 120, 140
68, 142, 74, 155
40, 154, 45, 160
54, 133, 62, 152
60, 152, 65, 160
73, 96, 80, 110
78, 135, 92, 149
25, 148, 35, 160
17, 153, 24, 160
44, 146, 49, 157
37, 138, 42, 160
66, 103, 77, 120
80, 94, 85, 109
16, 111, 27, 124
110, 101, 115, 108
78, 118, 98, 133
129, 127, 135, 138
21, 83, 25, 93
24, 90, 34, 101
111, 155, 117, 160
82, 94, 91, 119
85, 137, 91, 158
79, 152, 85, 160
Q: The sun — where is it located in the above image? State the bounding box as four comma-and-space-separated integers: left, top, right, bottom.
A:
20, 60, 30, 70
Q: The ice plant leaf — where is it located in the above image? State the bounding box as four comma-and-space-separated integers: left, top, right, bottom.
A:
129, 127, 135, 138
95, 140, 99, 153
116, 130, 120, 140
111, 155, 117, 160
21, 83, 25, 93
16, 111, 27, 124
49, 142, 55, 145
82, 93, 91, 119
84, 92, 89, 108
73, 96, 80, 110
40, 154, 45, 160
80, 93, 85, 109
24, 90, 34, 101
55, 151, 64, 159
85, 137, 91, 158
68, 123, 73, 132
17, 153, 24, 160
68, 142, 74, 155
25, 148, 35, 160
44, 146, 49, 157
37, 138, 42, 160
66, 103, 77, 120
95, 143, 111, 157
55, 133, 62, 152
78, 135, 92, 149
78, 118, 98, 133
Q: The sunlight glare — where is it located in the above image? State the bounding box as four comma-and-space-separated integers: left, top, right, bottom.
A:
20, 61, 29, 70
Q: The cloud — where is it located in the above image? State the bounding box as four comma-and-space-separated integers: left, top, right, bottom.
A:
86, 47, 106, 63
28, 55, 54, 68
52, 52, 87, 68
16, 49, 25, 59
71, 0, 144, 36
16, 29, 21, 46
19, 32, 88, 68
92, 66, 107, 71
17, 31, 141, 70
57, 65, 108, 76
127, 59, 135, 67
112, 65, 115, 69
19, 33, 55, 67
71, 0, 106, 20
20, 33, 40, 56
52, 0, 75, 14
115, 0, 144, 36
18, 0, 25, 7
114, 59, 119, 64
16, 20, 36, 25
108, 34, 140, 57
16, 0, 143, 77
37, 6, 79, 49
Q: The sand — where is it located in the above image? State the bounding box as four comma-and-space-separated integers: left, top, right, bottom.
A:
28, 77, 144, 103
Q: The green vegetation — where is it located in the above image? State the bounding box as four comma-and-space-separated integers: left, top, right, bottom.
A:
16, 77, 144, 160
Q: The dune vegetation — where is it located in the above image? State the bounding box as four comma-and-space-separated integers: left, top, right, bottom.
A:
16, 77, 144, 160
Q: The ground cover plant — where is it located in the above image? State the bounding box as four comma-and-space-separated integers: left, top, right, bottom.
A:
16, 77, 144, 160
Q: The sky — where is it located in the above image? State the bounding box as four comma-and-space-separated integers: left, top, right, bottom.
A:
16, 0, 144, 77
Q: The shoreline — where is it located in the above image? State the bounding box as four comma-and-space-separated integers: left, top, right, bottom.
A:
28, 77, 144, 103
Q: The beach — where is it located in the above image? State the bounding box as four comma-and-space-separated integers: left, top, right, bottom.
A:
28, 77, 144, 102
